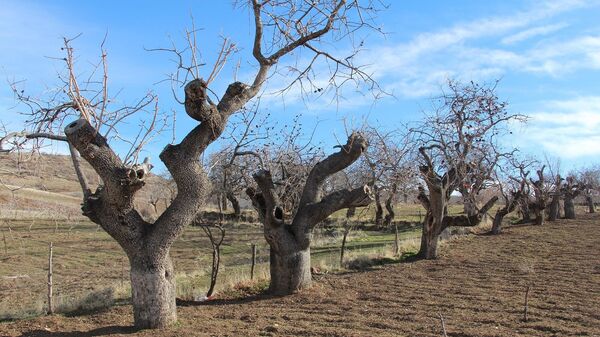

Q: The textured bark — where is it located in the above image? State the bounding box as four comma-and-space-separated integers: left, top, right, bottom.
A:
269, 245, 312, 294
586, 196, 595, 213
564, 195, 576, 219
226, 192, 241, 217
383, 183, 398, 227
520, 201, 531, 222
491, 188, 523, 235
547, 175, 561, 221
416, 146, 497, 259
562, 176, 581, 220
221, 193, 228, 211
248, 133, 372, 294
530, 167, 547, 226
130, 254, 176, 329
63, 73, 267, 328
374, 187, 384, 228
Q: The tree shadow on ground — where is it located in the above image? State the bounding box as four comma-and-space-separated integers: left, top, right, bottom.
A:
18, 326, 138, 337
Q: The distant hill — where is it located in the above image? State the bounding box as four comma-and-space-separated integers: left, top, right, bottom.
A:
0, 152, 172, 220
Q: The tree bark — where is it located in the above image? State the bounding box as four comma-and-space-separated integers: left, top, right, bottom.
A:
383, 195, 395, 227
374, 188, 383, 228
129, 254, 176, 329
226, 192, 241, 218
269, 246, 312, 294
221, 193, 228, 211
586, 196, 595, 213
547, 193, 560, 221
564, 194, 576, 219
520, 202, 531, 222
547, 175, 561, 221
248, 133, 372, 295
418, 212, 441, 259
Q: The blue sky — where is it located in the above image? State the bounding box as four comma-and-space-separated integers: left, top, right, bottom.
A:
1, 0, 600, 172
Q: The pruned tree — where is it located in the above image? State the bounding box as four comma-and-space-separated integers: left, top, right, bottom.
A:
546, 174, 562, 221
562, 175, 583, 219
361, 126, 415, 228
490, 158, 532, 234
416, 146, 497, 259
529, 166, 548, 225
577, 166, 600, 213
412, 80, 524, 218
246, 132, 373, 294
10, 0, 382, 328
409, 80, 523, 259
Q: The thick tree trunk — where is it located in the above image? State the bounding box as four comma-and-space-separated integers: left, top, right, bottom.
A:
564, 195, 576, 219
374, 191, 383, 228
269, 247, 311, 295
463, 199, 478, 217
586, 196, 595, 213
418, 213, 440, 259
226, 192, 241, 218
221, 193, 228, 212
547, 193, 560, 221
129, 254, 177, 329
520, 202, 531, 222
491, 208, 508, 235
383, 195, 395, 227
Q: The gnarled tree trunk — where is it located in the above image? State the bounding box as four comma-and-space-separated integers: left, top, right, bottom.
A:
383, 183, 398, 227
248, 134, 373, 294
226, 192, 241, 218
129, 254, 176, 328
491, 182, 525, 235
586, 195, 595, 213
563, 176, 581, 219
547, 175, 561, 221
267, 234, 312, 294
564, 194, 576, 219
374, 187, 384, 228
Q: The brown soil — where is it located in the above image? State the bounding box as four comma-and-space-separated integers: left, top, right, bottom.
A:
2, 214, 599, 337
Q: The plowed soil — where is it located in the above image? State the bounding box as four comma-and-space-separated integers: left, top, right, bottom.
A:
2, 213, 599, 337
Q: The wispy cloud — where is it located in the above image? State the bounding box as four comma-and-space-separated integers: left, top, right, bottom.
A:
501, 23, 568, 44
361, 0, 599, 98
518, 96, 600, 158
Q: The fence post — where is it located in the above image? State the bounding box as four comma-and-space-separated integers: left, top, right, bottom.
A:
121, 257, 125, 287
2, 228, 7, 255
250, 244, 257, 280
47, 242, 54, 315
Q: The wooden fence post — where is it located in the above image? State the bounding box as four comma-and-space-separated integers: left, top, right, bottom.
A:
250, 244, 257, 280
47, 242, 54, 315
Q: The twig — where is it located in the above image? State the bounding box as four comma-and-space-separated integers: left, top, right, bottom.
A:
438, 312, 448, 337
523, 285, 530, 322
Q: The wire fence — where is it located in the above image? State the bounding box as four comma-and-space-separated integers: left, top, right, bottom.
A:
0, 211, 421, 321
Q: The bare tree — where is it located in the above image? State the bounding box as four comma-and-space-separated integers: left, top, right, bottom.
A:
10, 1, 382, 328
409, 80, 524, 259
562, 175, 583, 219
577, 166, 600, 213
529, 166, 548, 225
490, 158, 532, 234
412, 80, 524, 218
246, 132, 373, 294
416, 146, 497, 259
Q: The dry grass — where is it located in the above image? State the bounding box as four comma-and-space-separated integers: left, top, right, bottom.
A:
2, 213, 599, 336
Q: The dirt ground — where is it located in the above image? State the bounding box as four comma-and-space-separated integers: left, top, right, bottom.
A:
2, 213, 599, 337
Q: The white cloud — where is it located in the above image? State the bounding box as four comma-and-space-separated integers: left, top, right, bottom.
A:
517, 96, 600, 158
501, 23, 569, 45
360, 0, 599, 98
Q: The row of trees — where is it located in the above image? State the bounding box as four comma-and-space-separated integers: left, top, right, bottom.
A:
2, 0, 598, 330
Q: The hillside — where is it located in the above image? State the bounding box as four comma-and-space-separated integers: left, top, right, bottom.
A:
0, 152, 170, 219
2, 214, 599, 336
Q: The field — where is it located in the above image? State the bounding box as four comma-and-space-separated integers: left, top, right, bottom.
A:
2, 212, 599, 336
0, 215, 426, 320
